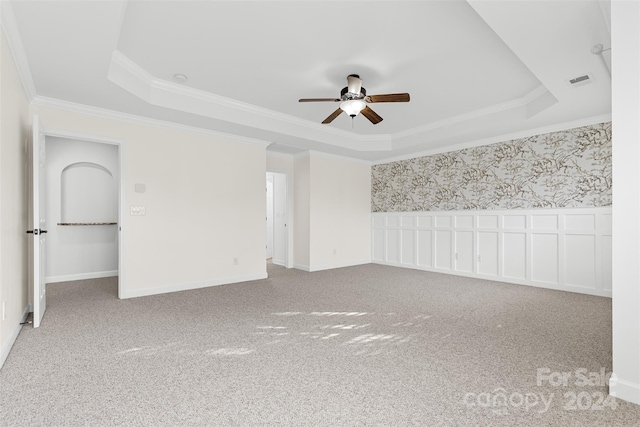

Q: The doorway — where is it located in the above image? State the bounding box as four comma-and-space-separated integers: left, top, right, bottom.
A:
266, 171, 288, 267
45, 136, 120, 284
28, 117, 124, 327
37, 129, 123, 295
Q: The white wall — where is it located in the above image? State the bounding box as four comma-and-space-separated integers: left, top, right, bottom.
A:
293, 152, 371, 271
266, 150, 294, 173
0, 29, 30, 368
45, 137, 119, 282
610, 0, 640, 405
293, 154, 310, 268
373, 207, 612, 297
310, 153, 371, 270
31, 105, 268, 298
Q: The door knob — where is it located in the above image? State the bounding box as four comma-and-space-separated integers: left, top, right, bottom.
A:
26, 229, 47, 235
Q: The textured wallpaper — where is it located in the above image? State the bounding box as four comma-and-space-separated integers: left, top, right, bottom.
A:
372, 122, 612, 212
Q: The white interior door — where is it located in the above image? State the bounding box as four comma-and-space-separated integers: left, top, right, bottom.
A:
30, 115, 47, 328
266, 174, 274, 259
272, 173, 287, 266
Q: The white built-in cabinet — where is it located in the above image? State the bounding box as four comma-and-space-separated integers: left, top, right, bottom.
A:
372, 207, 612, 297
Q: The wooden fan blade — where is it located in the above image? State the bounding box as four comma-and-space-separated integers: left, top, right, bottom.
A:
299, 98, 341, 102
361, 106, 383, 124
322, 108, 343, 124
365, 93, 410, 103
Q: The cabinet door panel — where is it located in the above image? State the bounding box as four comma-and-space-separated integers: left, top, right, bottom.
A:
401, 230, 415, 265
478, 232, 498, 276
503, 232, 526, 280
417, 230, 433, 268
435, 230, 452, 270
386, 229, 399, 263
531, 234, 558, 284
455, 231, 474, 273
565, 235, 595, 289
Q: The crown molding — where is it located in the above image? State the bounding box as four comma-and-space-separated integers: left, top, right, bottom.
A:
109, 51, 561, 154
32, 95, 610, 167
31, 96, 272, 148
289, 149, 372, 165
0, 1, 37, 101
522, 84, 551, 103
372, 113, 612, 165
112, 50, 388, 142
307, 150, 373, 165
266, 150, 295, 159
44, 128, 124, 146
108, 50, 393, 152
392, 84, 552, 141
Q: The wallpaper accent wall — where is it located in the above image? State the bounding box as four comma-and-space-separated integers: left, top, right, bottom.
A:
372, 122, 612, 212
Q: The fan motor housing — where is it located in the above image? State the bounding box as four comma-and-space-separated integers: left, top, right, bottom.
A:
341, 86, 366, 100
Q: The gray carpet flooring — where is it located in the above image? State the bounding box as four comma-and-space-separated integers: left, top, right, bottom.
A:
1, 264, 640, 426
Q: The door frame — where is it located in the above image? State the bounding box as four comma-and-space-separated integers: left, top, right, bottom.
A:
266, 168, 292, 268
265, 173, 274, 260
43, 128, 125, 298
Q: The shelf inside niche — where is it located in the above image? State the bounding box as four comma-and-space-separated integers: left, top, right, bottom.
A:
61, 162, 116, 226
57, 222, 118, 226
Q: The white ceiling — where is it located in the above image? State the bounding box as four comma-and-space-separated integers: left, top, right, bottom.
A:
2, 1, 611, 162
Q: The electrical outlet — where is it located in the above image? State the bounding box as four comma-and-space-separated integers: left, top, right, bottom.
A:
2, 301, 5, 321
233, 257, 239, 265
333, 248, 337, 255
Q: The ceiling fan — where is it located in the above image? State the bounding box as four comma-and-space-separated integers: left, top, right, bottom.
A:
299, 74, 410, 125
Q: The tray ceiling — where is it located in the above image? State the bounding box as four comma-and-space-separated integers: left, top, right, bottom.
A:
4, 0, 611, 161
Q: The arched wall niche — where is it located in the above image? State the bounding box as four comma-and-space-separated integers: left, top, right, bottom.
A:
61, 162, 116, 223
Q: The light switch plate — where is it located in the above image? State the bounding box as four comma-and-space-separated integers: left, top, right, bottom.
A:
130, 206, 146, 216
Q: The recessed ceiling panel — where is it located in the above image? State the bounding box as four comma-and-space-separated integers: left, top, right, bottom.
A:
117, 1, 542, 134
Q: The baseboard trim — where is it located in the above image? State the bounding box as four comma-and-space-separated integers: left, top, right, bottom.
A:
46, 270, 118, 283
293, 263, 311, 272
294, 260, 371, 273
272, 257, 286, 266
308, 260, 371, 272
120, 272, 268, 299
609, 373, 640, 405
0, 305, 30, 370
371, 261, 612, 298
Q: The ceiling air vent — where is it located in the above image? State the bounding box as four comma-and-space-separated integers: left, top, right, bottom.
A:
567, 74, 594, 87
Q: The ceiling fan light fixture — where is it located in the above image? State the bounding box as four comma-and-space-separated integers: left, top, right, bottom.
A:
298, 74, 409, 125
340, 99, 366, 117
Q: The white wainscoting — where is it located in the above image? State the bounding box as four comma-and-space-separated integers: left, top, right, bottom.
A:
372, 207, 612, 297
